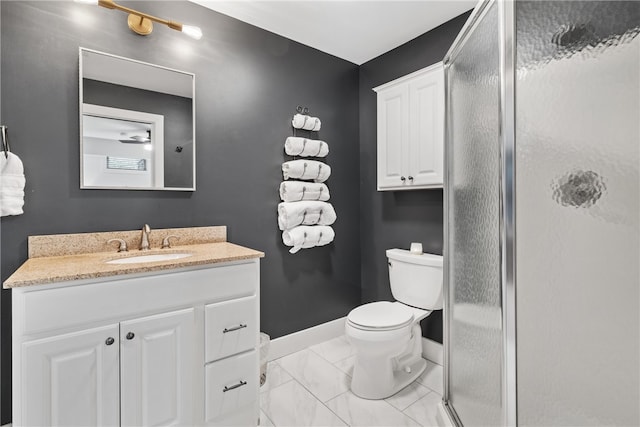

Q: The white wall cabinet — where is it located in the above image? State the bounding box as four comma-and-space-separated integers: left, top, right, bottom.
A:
375, 62, 444, 190
12, 260, 260, 427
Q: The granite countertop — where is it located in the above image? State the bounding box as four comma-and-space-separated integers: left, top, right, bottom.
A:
4, 242, 264, 289
3, 226, 264, 289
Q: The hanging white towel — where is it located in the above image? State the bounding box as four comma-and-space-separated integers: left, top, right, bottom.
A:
282, 160, 331, 183
282, 225, 335, 254
279, 181, 330, 202
292, 113, 321, 131
277, 201, 336, 230
284, 137, 329, 157
0, 151, 25, 217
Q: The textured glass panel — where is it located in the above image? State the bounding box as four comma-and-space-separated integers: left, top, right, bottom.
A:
446, 2, 502, 425
516, 1, 640, 425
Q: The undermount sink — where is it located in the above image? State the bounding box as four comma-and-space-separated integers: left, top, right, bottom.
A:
106, 253, 193, 265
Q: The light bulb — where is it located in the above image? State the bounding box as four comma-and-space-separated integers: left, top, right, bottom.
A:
182, 25, 203, 40
74, 0, 99, 4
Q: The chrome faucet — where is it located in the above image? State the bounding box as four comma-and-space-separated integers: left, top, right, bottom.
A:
140, 224, 151, 250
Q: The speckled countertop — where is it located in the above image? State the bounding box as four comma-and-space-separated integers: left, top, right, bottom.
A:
3, 226, 264, 289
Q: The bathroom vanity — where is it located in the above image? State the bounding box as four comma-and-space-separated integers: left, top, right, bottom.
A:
4, 226, 263, 427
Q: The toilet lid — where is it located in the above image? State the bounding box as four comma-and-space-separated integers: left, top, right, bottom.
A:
348, 302, 414, 329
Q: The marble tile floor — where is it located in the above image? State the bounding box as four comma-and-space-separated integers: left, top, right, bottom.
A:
260, 335, 444, 427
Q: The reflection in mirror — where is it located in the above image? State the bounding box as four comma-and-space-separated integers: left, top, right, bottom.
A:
80, 48, 195, 190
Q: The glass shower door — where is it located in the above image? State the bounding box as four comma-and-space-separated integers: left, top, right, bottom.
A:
444, 1, 504, 425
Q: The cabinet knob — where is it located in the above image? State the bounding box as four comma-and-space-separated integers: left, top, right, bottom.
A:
105, 337, 115, 346
400, 176, 406, 182
408, 176, 414, 181
126, 332, 135, 340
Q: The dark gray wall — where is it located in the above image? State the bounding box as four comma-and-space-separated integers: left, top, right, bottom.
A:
359, 12, 471, 343
83, 79, 194, 188
0, 1, 360, 422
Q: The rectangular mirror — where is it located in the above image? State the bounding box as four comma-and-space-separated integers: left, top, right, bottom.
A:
79, 48, 195, 191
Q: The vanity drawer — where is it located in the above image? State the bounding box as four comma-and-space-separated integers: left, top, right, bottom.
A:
205, 296, 257, 362
205, 350, 258, 425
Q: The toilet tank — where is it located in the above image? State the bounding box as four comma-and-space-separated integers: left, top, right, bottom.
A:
387, 249, 443, 310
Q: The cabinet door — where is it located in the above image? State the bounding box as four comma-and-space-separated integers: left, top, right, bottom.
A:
120, 308, 195, 427
22, 324, 120, 427
377, 83, 409, 189
408, 64, 445, 187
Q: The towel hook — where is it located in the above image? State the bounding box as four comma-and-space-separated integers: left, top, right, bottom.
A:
1, 126, 10, 159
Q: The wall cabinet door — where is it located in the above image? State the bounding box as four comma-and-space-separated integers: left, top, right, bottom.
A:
22, 324, 120, 427
120, 308, 195, 427
377, 83, 409, 189
375, 62, 444, 190
408, 66, 444, 187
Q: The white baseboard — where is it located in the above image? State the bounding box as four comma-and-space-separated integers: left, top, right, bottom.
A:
269, 317, 346, 360
422, 337, 444, 366
437, 402, 455, 426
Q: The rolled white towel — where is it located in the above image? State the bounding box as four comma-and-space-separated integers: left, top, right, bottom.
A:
282, 160, 331, 183
277, 201, 336, 231
279, 181, 329, 202
1, 151, 25, 217
282, 225, 335, 254
292, 113, 321, 131
285, 137, 329, 157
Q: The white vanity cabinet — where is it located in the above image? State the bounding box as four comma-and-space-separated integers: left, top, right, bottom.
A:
12, 259, 260, 427
375, 62, 444, 190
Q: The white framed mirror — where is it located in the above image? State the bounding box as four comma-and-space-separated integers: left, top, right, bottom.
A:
79, 48, 195, 191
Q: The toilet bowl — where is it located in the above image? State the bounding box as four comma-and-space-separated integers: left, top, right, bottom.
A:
346, 301, 430, 399
345, 249, 443, 400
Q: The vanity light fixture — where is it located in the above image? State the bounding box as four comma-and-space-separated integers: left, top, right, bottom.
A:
75, 0, 203, 40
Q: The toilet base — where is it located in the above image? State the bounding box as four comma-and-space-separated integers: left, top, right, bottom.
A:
351, 357, 427, 400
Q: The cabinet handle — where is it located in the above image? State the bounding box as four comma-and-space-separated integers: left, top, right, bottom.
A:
400, 176, 406, 182
408, 176, 414, 181
126, 332, 135, 340
105, 337, 115, 346
223, 324, 247, 333
223, 380, 247, 392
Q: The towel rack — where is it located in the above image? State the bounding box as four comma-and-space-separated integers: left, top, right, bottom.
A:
1, 125, 10, 159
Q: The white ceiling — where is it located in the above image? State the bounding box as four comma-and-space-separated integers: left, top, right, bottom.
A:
190, 1, 476, 65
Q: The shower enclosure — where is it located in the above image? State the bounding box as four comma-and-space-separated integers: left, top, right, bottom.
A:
443, 1, 639, 425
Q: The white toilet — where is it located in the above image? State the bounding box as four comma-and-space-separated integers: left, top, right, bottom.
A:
345, 248, 443, 399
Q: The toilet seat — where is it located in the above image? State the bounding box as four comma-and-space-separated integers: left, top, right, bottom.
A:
347, 301, 414, 331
